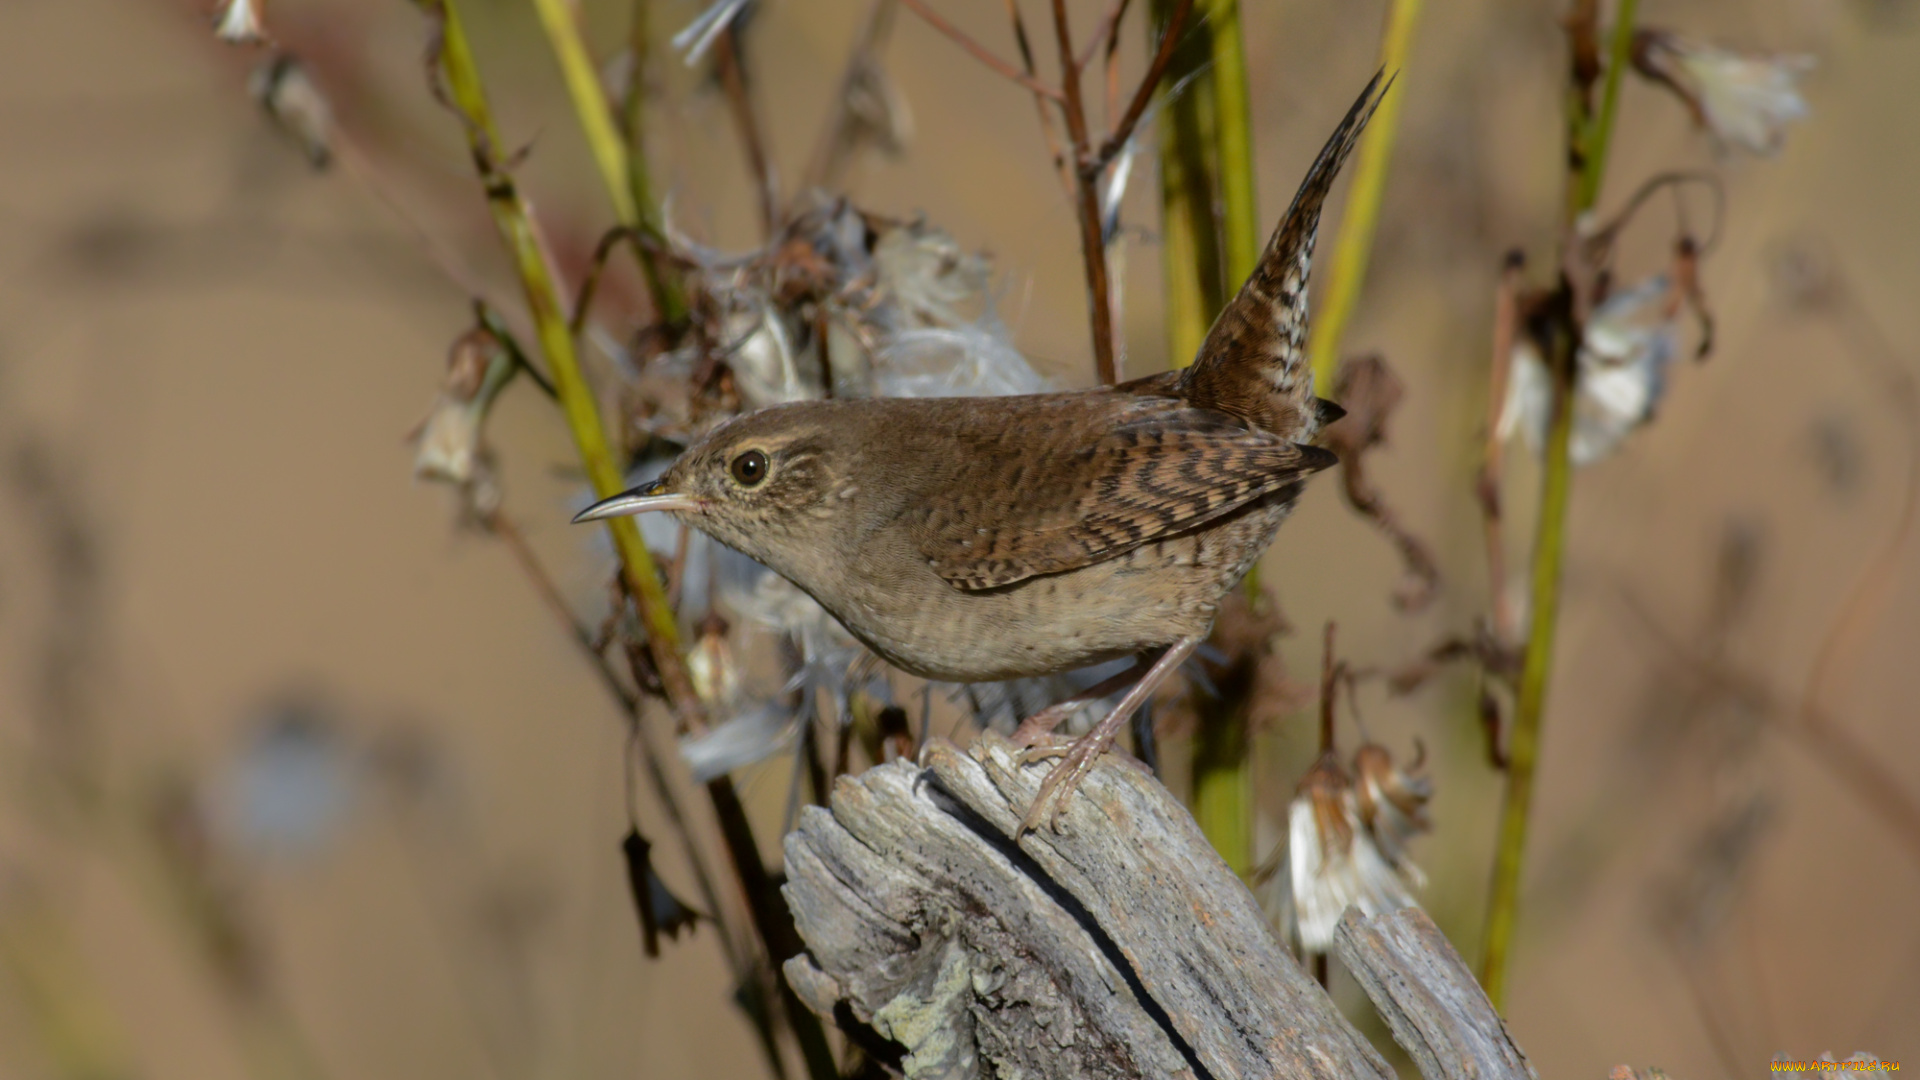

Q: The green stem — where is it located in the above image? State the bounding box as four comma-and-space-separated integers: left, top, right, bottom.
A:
1479, 307, 1574, 1008
1575, 0, 1639, 216
1152, 0, 1225, 367
430, 9, 834, 1076
1479, 0, 1637, 1010
1203, 0, 1259, 286
530, 0, 635, 223
529, 0, 687, 323
433, 0, 687, 698
1306, 0, 1422, 391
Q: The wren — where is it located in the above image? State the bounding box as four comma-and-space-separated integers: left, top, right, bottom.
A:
577, 75, 1386, 832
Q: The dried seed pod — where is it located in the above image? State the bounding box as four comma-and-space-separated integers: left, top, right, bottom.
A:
248, 54, 332, 169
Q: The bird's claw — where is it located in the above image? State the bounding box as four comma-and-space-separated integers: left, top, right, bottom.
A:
1015, 732, 1109, 837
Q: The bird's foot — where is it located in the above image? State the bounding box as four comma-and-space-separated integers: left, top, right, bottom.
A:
1007, 701, 1083, 752
1016, 726, 1120, 836
1010, 635, 1204, 838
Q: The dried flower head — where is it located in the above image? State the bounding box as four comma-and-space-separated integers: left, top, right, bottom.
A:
1637, 31, 1813, 156
1259, 752, 1418, 954
412, 327, 513, 512
841, 59, 913, 160
248, 54, 332, 169
214, 0, 267, 44
1499, 274, 1681, 465
686, 613, 743, 712
1350, 741, 1434, 888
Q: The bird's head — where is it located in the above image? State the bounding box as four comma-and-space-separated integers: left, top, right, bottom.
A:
572, 402, 854, 578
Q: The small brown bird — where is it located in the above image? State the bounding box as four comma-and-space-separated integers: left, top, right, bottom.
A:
578, 75, 1385, 832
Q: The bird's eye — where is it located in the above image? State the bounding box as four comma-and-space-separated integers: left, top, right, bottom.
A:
729, 449, 769, 487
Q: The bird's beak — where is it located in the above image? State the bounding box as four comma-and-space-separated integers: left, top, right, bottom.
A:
572, 479, 700, 523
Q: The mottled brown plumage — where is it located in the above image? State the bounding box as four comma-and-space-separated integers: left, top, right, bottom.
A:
577, 75, 1386, 830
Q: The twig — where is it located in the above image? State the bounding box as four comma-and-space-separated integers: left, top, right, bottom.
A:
715, 26, 780, 239
425, 0, 703, 730
1799, 287, 1920, 730
1615, 590, 1920, 869
1193, 0, 1258, 286
1076, 0, 1134, 71
1322, 354, 1442, 611
481, 510, 746, 973
1049, 0, 1122, 385
1151, 0, 1226, 369
1319, 622, 1341, 755
898, 0, 1065, 101
1003, 0, 1077, 199
802, 0, 902, 192
620, 0, 691, 324
1094, 0, 1191, 165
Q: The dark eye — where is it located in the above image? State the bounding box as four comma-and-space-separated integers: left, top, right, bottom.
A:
729, 449, 769, 487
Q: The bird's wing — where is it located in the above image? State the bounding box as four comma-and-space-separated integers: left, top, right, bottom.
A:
913, 403, 1335, 591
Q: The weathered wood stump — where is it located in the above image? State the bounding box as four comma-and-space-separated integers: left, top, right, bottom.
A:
782, 733, 1535, 1080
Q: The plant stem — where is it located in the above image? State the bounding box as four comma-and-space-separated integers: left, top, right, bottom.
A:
1306, 0, 1422, 391
432, 0, 695, 721
1151, 0, 1225, 367
530, 0, 687, 323
530, 0, 636, 224
1196, 0, 1258, 866
1574, 0, 1639, 216
1478, 0, 1636, 1010
620, 0, 690, 324
430, 10, 835, 1076
1202, 0, 1259, 286
1479, 300, 1574, 1008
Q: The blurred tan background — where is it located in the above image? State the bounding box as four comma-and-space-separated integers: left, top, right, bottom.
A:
0, 0, 1916, 1077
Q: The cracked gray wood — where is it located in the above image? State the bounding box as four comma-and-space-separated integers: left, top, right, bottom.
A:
783, 733, 1537, 1080
781, 733, 1393, 1080
1333, 908, 1537, 1080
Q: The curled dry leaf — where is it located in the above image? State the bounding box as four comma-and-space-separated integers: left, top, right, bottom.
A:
1321, 354, 1441, 611
620, 829, 704, 958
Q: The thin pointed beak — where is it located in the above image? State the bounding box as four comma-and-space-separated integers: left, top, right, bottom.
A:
572, 480, 701, 523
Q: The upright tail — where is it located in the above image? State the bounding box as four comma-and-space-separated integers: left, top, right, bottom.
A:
1180, 72, 1389, 440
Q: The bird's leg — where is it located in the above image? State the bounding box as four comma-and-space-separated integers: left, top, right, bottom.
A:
1018, 636, 1202, 836
1007, 659, 1151, 751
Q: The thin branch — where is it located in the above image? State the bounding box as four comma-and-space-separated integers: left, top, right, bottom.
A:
1799, 288, 1920, 727
899, 0, 1065, 101
424, 10, 838, 1076
1094, 0, 1191, 165
714, 26, 779, 238
1075, 0, 1133, 72
1002, 0, 1077, 199
1049, 0, 1121, 385
802, 0, 902, 192
481, 510, 744, 968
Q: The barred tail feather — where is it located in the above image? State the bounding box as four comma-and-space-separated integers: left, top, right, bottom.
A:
1181, 71, 1390, 440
